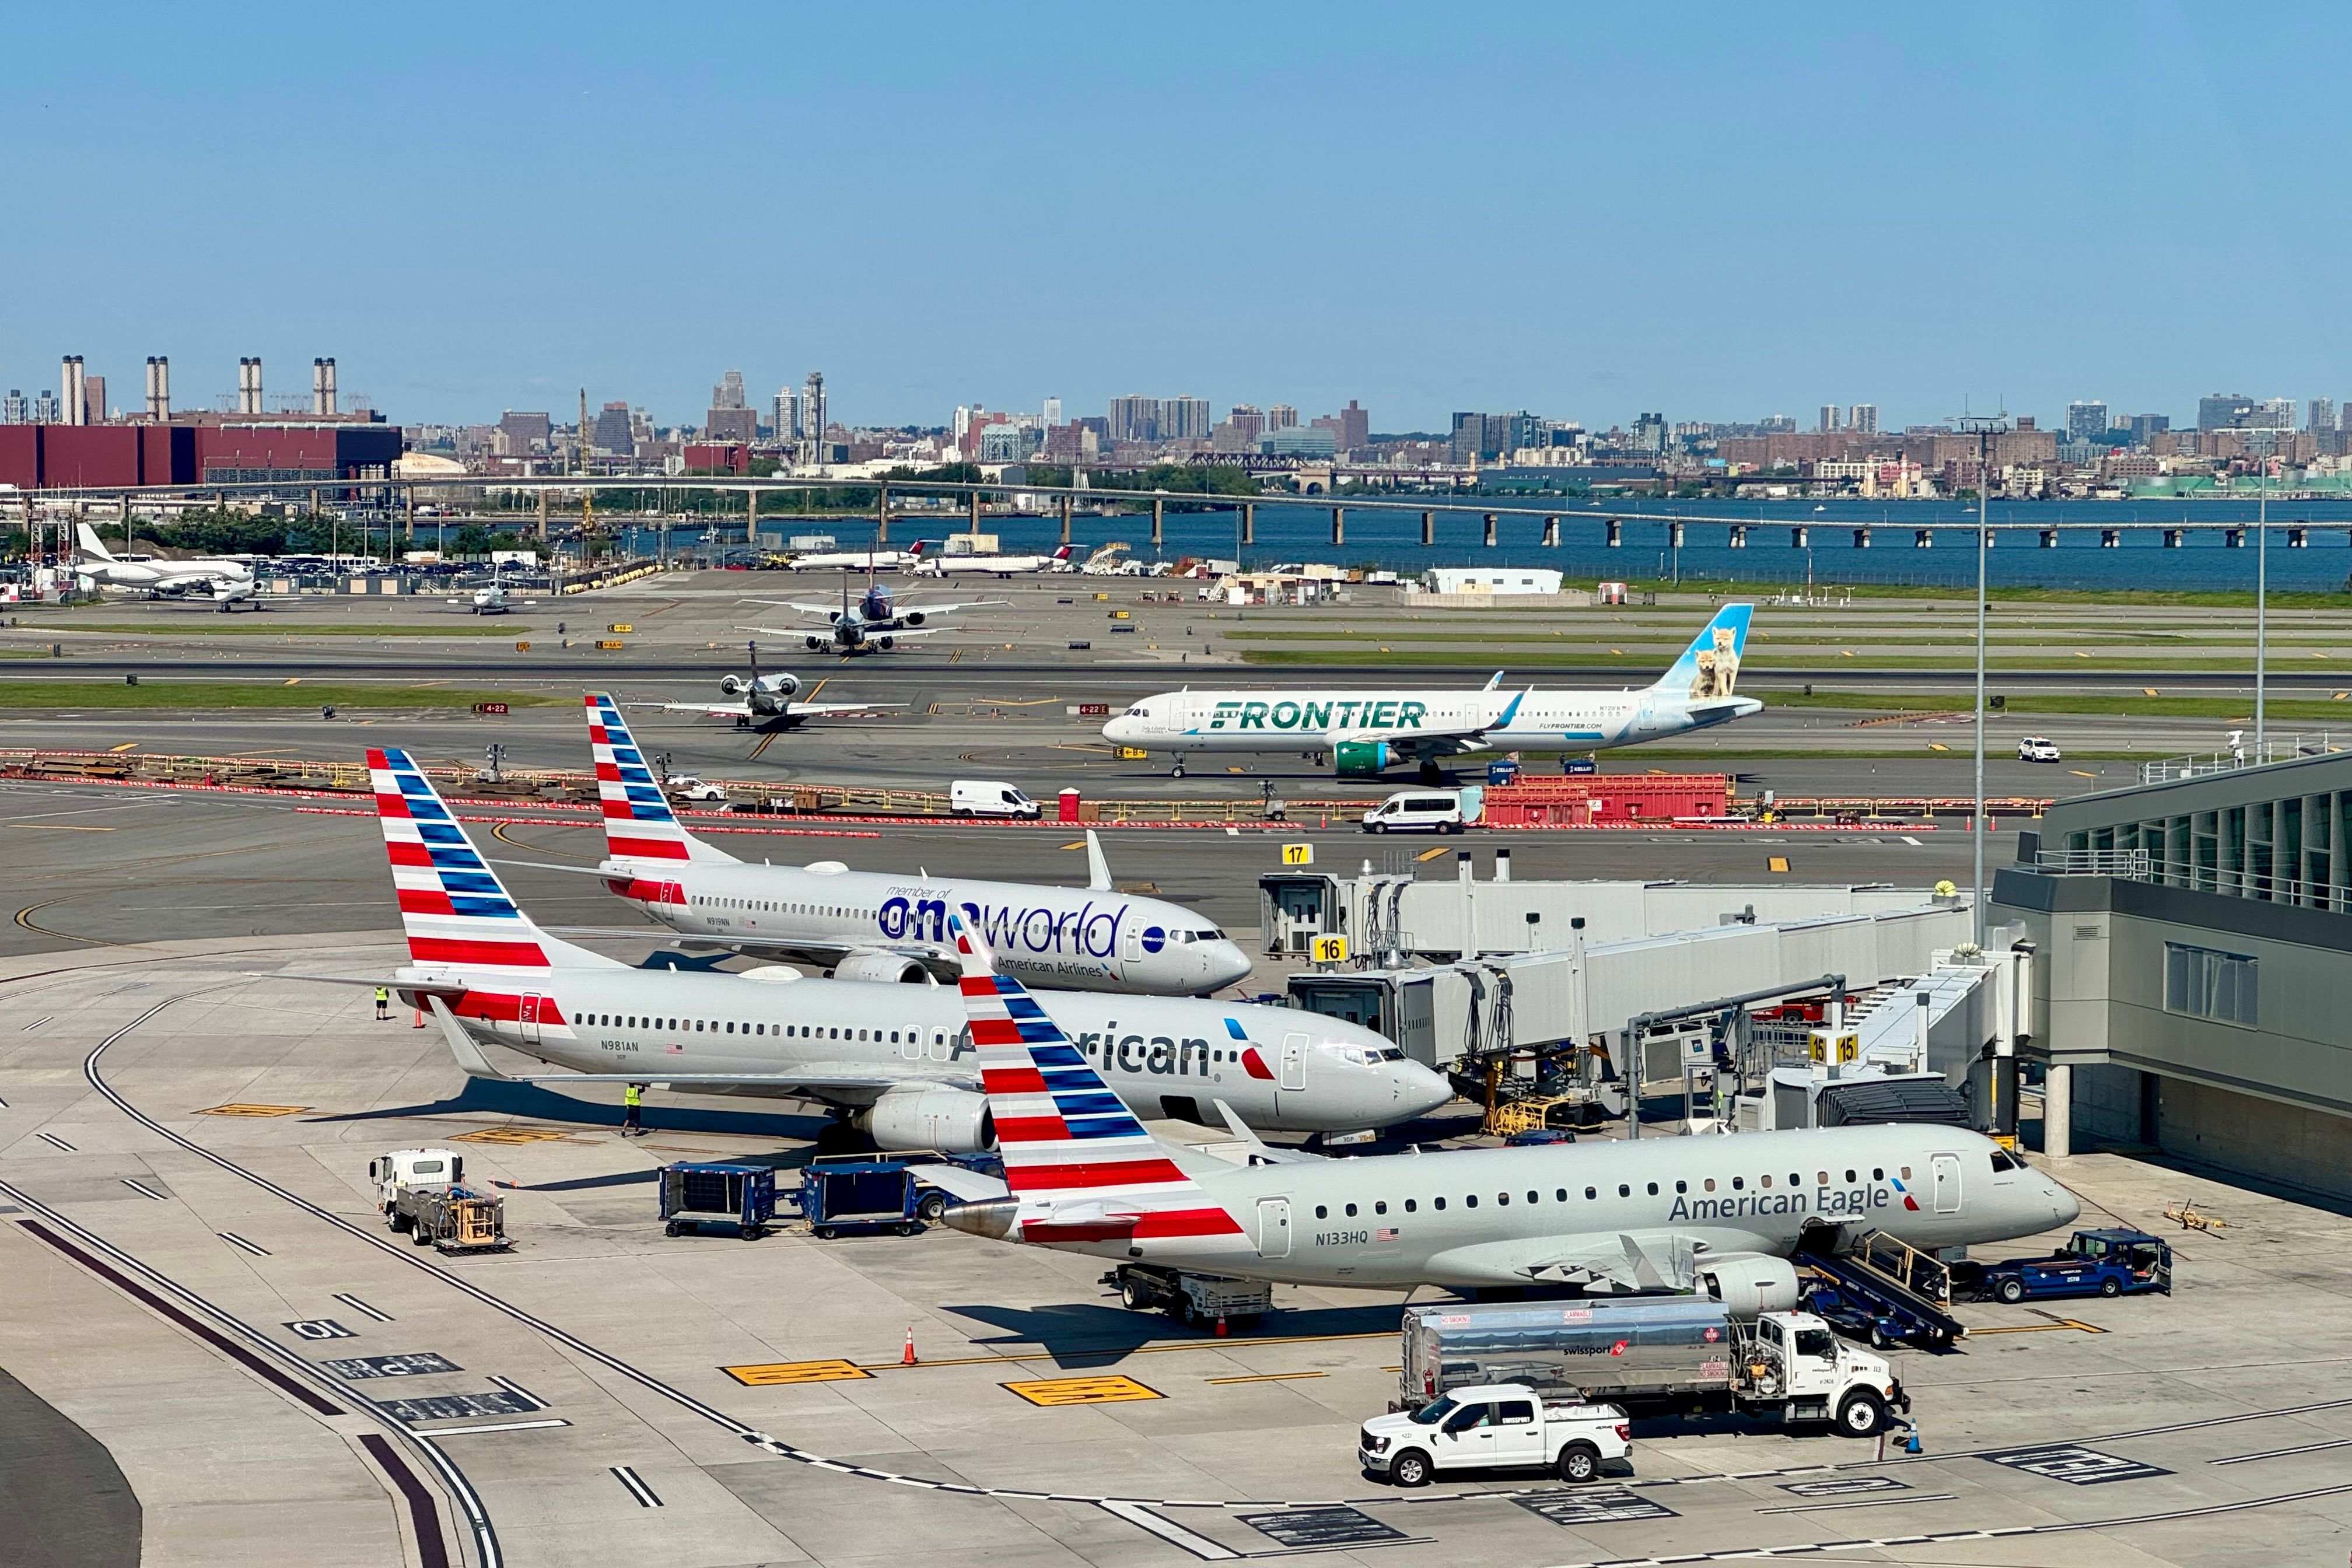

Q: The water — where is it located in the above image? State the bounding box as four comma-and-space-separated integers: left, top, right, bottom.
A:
615, 495, 2352, 594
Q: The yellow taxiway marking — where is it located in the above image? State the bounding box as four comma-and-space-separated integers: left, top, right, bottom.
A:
2143, 687, 2160, 696
1204, 1371, 1328, 1385
1003, 1374, 1161, 1407
748, 731, 779, 762
1929, 743, 1950, 752
1767, 856, 1791, 873
850, 1328, 1395, 1374
725, 1360, 873, 1387
107, 741, 139, 752
283, 678, 302, 685
2070, 769, 2099, 779
1968, 1319, 2105, 1336
450, 1126, 573, 1144
1414, 845, 1450, 863
197, 1103, 312, 1118
1060, 841, 1087, 850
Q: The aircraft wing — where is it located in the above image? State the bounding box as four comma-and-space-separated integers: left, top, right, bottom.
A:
748, 600, 851, 620
1420, 1227, 1772, 1290
631, 701, 757, 719
892, 598, 1005, 619
787, 700, 908, 719
1328, 691, 1527, 757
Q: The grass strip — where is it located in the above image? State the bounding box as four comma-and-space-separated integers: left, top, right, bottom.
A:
34, 621, 537, 637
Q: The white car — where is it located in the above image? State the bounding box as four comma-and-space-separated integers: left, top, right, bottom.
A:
2017, 736, 2062, 764
1359, 1383, 1631, 1487
664, 775, 727, 802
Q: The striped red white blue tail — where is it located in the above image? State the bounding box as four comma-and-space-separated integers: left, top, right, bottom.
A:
370, 748, 608, 974
951, 914, 1242, 1244
585, 693, 737, 863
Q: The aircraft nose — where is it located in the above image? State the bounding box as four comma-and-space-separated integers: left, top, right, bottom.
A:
2049, 1175, 2081, 1227
1200, 941, 1252, 989
1101, 717, 1130, 742
1395, 1060, 1454, 1119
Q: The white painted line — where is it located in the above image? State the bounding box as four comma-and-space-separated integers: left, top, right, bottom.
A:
1901, 835, 1923, 845
332, 1292, 394, 1323
217, 1231, 270, 1256
120, 1178, 168, 1201
1099, 1500, 1239, 1560
419, 1418, 572, 1436
36, 1131, 74, 1152
610, 1465, 663, 1508
19, 1015, 55, 1032
2211, 1437, 2352, 1466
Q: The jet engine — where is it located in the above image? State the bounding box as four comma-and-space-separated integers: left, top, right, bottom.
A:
1333, 740, 1393, 776
855, 1085, 993, 1153
876, 636, 897, 650
722, 671, 802, 698
804, 636, 828, 650
901, 611, 927, 625
829, 950, 937, 984
1695, 1254, 1801, 1318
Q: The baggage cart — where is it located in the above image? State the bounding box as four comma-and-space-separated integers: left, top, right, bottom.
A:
798, 1159, 923, 1238
659, 1161, 778, 1239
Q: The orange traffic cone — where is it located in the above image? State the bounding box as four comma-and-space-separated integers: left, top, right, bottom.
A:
901, 1327, 918, 1366
1214, 1317, 1228, 1338
412, 1009, 425, 1028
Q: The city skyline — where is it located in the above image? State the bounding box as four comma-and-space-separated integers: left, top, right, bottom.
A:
9, 6, 2352, 429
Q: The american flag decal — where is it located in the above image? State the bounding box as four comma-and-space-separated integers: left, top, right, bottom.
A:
1375, 1227, 1399, 1241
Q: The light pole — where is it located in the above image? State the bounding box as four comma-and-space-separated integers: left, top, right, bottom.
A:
1957, 412, 2008, 947
2255, 468, 2268, 758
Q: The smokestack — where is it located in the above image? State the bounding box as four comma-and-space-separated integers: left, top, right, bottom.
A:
238, 356, 263, 416
321, 356, 335, 416
312, 359, 326, 415
155, 355, 169, 419
61, 356, 85, 426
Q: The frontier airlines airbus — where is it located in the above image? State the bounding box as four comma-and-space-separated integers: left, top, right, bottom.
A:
1102, 604, 1760, 780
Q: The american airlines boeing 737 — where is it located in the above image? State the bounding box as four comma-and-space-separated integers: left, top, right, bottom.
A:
282, 748, 1448, 1147
932, 915, 2078, 1307
569, 694, 1251, 995
1102, 604, 1762, 780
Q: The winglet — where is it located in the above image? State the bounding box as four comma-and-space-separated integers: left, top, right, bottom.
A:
1084, 829, 1114, 893
1483, 670, 1503, 691
1491, 690, 1524, 729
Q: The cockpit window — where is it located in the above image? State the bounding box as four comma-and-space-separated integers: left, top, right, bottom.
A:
1990, 1150, 2018, 1171
1124, 705, 1149, 718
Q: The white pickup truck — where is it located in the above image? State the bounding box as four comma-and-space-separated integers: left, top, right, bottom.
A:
1359, 1383, 1630, 1488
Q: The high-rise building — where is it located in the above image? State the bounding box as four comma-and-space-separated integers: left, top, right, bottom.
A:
2067, 401, 2109, 442
773, 388, 803, 440
1336, 399, 1369, 452
2309, 399, 2336, 434
1107, 396, 1159, 443
1633, 411, 1669, 455
712, 370, 747, 411
1759, 414, 1797, 434
2124, 414, 2170, 444
498, 410, 552, 454
2259, 397, 2295, 430
1450, 412, 1489, 464
1849, 404, 1878, 436
82, 374, 105, 424
1818, 404, 1840, 433
2, 390, 24, 424
33, 390, 60, 422
1266, 404, 1298, 430
1161, 396, 1210, 441
592, 401, 633, 455
1226, 404, 1265, 444
1042, 396, 1062, 428
2199, 393, 2258, 430
803, 371, 825, 450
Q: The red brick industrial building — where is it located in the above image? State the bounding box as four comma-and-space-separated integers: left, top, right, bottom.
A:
0, 422, 403, 490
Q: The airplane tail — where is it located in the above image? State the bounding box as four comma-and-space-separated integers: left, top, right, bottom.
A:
584, 694, 739, 864
369, 747, 613, 972
1649, 603, 1754, 702
950, 914, 1243, 1242
908, 540, 930, 559
75, 522, 117, 561
1051, 544, 1073, 562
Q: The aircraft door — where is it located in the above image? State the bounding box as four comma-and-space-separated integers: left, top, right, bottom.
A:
899, 1025, 922, 1061
1120, 921, 1143, 968
1279, 1031, 1308, 1091
1256, 1196, 1292, 1258
517, 994, 545, 1046
1931, 1153, 1962, 1213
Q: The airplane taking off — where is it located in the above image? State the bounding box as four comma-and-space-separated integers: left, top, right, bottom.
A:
1102, 604, 1762, 780
74, 523, 257, 610
570, 694, 1248, 995
632, 643, 902, 729
300, 746, 1446, 1146
747, 577, 1002, 653
915, 542, 1074, 578
934, 916, 2081, 1302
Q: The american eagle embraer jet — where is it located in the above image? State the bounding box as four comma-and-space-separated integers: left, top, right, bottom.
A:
930, 915, 2080, 1311
1102, 603, 1762, 780
566, 693, 1250, 995
282, 747, 1448, 1146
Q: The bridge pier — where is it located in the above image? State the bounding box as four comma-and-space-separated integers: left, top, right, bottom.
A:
2289, 526, 2308, 548
404, 484, 416, 544
1605, 517, 1621, 547
1241, 502, 1254, 547
1729, 524, 1746, 548
1791, 526, 1808, 548
877, 482, 891, 544
1542, 514, 1559, 547
1913, 527, 1932, 548
1332, 506, 1345, 547
1419, 509, 1433, 547
1152, 496, 1165, 550
2225, 527, 2245, 548
968, 491, 982, 533
1668, 522, 1684, 548
537, 488, 550, 542
1059, 494, 1072, 545
1482, 512, 1496, 548
2040, 528, 2058, 548
1853, 527, 1871, 548
2164, 527, 2183, 548
747, 487, 758, 550
2101, 528, 2119, 548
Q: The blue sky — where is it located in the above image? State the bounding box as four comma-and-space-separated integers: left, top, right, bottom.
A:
9, 4, 2346, 433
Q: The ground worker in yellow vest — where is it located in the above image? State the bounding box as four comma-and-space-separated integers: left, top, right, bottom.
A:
622, 1082, 645, 1137
374, 986, 391, 1021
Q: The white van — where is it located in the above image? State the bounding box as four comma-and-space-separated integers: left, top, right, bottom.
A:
1361, 789, 1479, 835
951, 779, 1041, 819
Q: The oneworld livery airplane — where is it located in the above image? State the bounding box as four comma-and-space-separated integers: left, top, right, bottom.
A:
567, 694, 1253, 996
1102, 604, 1760, 780
281, 747, 1450, 1148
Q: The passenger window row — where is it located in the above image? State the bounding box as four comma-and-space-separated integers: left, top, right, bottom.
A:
575, 1013, 951, 1048
1307, 1166, 1913, 1220
692, 897, 870, 918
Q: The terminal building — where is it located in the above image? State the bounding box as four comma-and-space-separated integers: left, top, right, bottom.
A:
1992, 750, 2352, 1201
